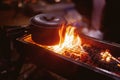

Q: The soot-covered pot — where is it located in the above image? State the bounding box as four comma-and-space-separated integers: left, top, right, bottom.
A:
30, 13, 66, 46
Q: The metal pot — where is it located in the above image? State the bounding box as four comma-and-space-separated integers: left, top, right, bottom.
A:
30, 13, 66, 46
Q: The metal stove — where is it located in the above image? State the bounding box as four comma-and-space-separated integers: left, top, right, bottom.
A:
15, 33, 120, 80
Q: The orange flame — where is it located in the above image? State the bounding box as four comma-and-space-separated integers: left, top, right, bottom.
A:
100, 50, 112, 62
47, 25, 84, 55
100, 50, 120, 68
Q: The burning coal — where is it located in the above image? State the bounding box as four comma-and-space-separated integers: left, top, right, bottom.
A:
24, 25, 120, 75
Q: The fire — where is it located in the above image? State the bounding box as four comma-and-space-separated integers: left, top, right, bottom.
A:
23, 24, 120, 74
100, 50, 112, 62
100, 49, 120, 64
47, 25, 85, 56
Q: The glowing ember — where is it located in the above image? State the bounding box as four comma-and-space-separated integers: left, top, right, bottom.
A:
46, 25, 85, 57
100, 50, 120, 65
117, 64, 120, 67
100, 50, 112, 62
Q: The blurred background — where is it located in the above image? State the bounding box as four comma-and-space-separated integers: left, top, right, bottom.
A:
0, 0, 120, 80
0, 0, 80, 25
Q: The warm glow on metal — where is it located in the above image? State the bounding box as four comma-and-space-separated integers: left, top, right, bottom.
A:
55, 0, 61, 2
117, 64, 120, 67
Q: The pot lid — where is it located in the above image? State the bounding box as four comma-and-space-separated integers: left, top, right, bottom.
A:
30, 13, 67, 28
